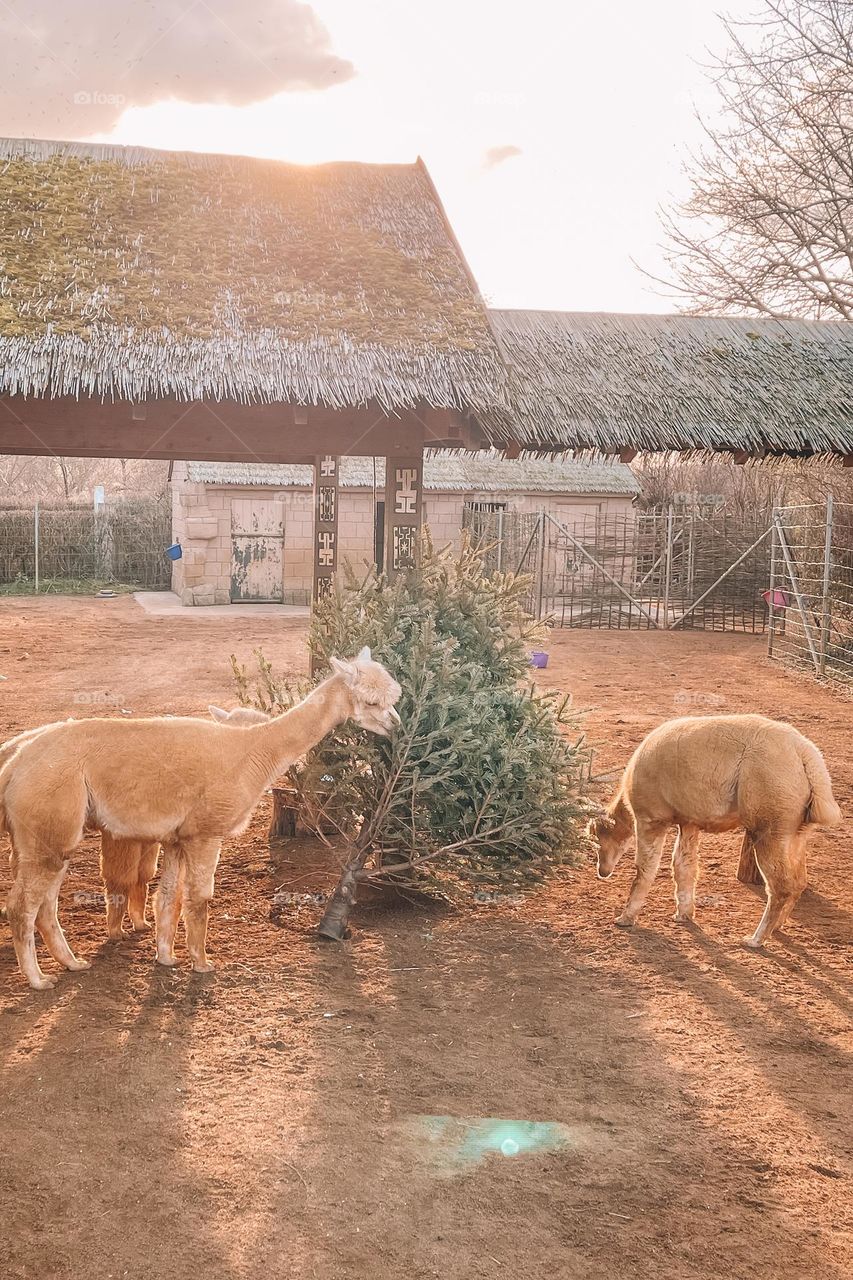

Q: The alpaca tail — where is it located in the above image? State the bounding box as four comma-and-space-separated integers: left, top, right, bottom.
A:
799, 738, 843, 827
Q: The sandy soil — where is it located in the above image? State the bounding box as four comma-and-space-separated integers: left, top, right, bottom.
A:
0, 596, 850, 1280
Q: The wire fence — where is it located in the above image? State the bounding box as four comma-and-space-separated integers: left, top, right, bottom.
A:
464, 505, 773, 633
0, 497, 172, 592
770, 500, 853, 687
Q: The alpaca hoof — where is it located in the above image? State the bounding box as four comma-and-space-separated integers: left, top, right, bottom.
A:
107, 928, 127, 941
614, 914, 635, 929
29, 973, 57, 991
191, 959, 215, 974
156, 952, 179, 968
674, 911, 696, 925
742, 935, 763, 950
130, 919, 150, 933
64, 957, 91, 972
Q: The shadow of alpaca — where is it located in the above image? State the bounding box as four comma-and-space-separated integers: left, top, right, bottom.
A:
0, 948, 242, 1280
621, 927, 852, 1174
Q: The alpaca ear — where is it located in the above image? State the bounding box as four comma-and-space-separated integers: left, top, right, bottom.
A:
208, 705, 229, 722
356, 645, 371, 662
330, 656, 356, 685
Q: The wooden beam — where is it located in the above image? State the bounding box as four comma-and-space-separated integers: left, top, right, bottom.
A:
0, 396, 430, 463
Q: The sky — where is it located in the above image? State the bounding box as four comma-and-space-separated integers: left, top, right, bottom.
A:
2, 0, 759, 313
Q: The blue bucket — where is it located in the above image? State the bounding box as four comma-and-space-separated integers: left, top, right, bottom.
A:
165, 543, 182, 561
529, 651, 549, 669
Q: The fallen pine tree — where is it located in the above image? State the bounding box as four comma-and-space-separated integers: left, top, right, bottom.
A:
232, 537, 592, 937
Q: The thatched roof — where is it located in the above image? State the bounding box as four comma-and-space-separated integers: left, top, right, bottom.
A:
490, 310, 853, 456
184, 451, 640, 494
0, 137, 508, 422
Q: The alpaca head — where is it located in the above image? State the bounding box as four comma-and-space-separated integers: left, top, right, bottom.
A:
586, 810, 631, 879
329, 646, 402, 737
208, 704, 271, 726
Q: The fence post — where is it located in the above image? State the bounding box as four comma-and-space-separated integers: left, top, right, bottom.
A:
662, 505, 674, 626
767, 507, 777, 658
535, 510, 546, 619
496, 507, 504, 574
33, 501, 39, 594
819, 494, 833, 676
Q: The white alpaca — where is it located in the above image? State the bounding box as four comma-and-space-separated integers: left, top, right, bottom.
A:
1, 650, 401, 989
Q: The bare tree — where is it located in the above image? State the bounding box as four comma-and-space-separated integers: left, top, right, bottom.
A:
661, 0, 853, 319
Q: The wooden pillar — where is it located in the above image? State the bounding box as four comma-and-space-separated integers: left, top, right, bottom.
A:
313, 454, 340, 606
384, 452, 423, 575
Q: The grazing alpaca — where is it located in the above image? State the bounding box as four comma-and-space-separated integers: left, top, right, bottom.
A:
1, 650, 400, 989
100, 704, 272, 940
588, 714, 841, 947
1, 706, 272, 944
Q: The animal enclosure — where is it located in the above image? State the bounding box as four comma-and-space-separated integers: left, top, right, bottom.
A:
464, 505, 772, 633
0, 498, 171, 591
769, 500, 853, 687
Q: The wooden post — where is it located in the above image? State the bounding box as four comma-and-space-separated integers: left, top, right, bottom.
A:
384, 452, 423, 575
313, 455, 340, 606
311, 455, 339, 678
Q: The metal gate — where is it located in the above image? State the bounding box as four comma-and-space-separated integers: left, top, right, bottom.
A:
230, 499, 284, 602
464, 506, 773, 632
770, 500, 853, 685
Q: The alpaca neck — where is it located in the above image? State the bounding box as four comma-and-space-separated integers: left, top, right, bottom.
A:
608, 791, 633, 839
251, 675, 353, 779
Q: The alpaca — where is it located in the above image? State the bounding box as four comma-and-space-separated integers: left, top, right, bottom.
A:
588, 714, 841, 947
1, 706, 272, 944
1, 649, 400, 989
100, 704, 272, 940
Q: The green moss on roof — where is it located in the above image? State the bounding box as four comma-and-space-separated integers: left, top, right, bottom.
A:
0, 139, 508, 414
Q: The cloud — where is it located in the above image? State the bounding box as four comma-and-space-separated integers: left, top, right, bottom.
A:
482, 144, 523, 171
0, 0, 355, 137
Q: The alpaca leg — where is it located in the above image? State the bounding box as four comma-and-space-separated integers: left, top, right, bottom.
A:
36, 862, 90, 972
154, 846, 184, 967
744, 832, 808, 948
6, 863, 61, 990
672, 825, 701, 923
101, 833, 137, 938
129, 843, 159, 931
615, 819, 668, 927
182, 840, 221, 973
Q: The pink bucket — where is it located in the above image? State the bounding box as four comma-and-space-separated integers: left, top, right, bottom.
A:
762, 588, 789, 609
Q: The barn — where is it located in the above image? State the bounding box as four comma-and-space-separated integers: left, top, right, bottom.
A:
170, 452, 639, 604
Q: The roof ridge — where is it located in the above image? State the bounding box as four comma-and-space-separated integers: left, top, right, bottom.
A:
0, 136, 421, 173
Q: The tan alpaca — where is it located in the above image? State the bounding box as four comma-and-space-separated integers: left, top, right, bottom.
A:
1, 650, 400, 989
1, 706, 271, 944
589, 714, 841, 947
100, 705, 272, 940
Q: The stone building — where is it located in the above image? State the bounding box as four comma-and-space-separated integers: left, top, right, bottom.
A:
170, 453, 639, 605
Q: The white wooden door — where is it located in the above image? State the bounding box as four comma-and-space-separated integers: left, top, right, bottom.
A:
230, 499, 284, 602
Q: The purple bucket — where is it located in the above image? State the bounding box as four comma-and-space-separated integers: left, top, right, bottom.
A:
529, 651, 549, 669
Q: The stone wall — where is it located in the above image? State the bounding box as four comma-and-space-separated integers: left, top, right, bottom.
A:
170, 467, 634, 605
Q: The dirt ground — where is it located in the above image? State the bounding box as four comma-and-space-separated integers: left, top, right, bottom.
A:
0, 596, 850, 1280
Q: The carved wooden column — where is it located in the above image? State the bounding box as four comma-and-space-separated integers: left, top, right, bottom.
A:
384, 453, 424, 575
313, 454, 339, 606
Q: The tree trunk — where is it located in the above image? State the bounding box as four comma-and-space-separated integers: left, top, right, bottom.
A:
317, 862, 361, 940
736, 832, 762, 884
268, 787, 298, 843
